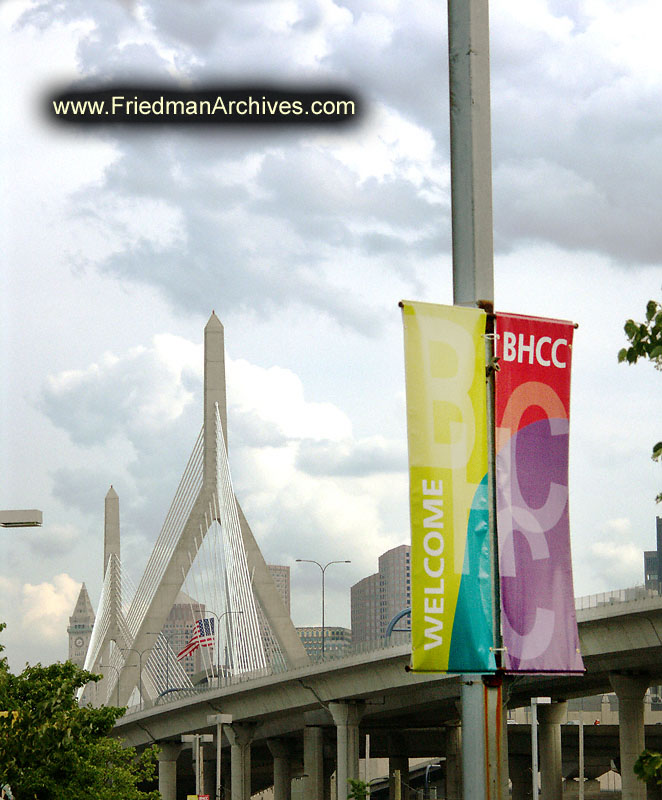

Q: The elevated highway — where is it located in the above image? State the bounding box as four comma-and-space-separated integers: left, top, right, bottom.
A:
114, 592, 662, 798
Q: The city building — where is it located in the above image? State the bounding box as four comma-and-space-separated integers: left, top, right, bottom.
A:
644, 517, 662, 593
161, 591, 207, 677
257, 565, 291, 667
350, 572, 381, 643
267, 564, 291, 610
67, 583, 95, 667
296, 626, 352, 660
351, 544, 411, 645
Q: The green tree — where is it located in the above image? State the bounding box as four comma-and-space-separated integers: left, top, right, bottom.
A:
347, 778, 369, 799
0, 624, 160, 800
618, 297, 662, 502
634, 749, 662, 787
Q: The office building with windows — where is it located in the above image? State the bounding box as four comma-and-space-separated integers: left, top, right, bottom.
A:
644, 517, 662, 593
161, 591, 207, 677
296, 626, 352, 660
351, 544, 411, 645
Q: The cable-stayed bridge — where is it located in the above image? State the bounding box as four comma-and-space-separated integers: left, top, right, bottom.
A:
82, 313, 309, 709
79, 315, 662, 800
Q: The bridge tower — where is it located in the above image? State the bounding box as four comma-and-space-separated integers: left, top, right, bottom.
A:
87, 313, 309, 707
103, 485, 123, 646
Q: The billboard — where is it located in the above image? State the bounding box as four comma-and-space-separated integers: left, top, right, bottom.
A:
401, 301, 496, 673
494, 312, 584, 673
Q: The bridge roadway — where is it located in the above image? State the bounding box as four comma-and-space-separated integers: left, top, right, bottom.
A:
114, 593, 662, 798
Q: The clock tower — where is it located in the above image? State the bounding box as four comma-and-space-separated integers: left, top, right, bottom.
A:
67, 583, 95, 667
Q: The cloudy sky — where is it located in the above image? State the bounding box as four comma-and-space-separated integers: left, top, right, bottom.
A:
1, 0, 660, 672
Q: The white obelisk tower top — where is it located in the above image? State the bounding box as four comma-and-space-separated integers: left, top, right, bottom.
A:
104, 485, 120, 578
204, 311, 227, 486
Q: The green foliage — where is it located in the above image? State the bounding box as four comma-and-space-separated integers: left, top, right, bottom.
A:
347, 778, 369, 799
618, 297, 662, 503
0, 623, 160, 800
617, 299, 662, 369
635, 749, 662, 785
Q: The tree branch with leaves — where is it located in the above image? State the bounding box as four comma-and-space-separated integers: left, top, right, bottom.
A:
618, 296, 662, 503
0, 623, 159, 800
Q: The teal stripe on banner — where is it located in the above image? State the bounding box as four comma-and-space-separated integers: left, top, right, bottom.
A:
448, 474, 496, 673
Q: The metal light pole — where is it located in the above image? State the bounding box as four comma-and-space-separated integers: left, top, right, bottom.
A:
206, 609, 244, 685
208, 713, 233, 800
182, 733, 214, 795
578, 696, 585, 800
446, 0, 505, 795
448, 0, 494, 307
120, 647, 151, 709
295, 559, 351, 659
531, 699, 539, 799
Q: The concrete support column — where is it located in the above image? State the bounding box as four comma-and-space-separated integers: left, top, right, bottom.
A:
304, 725, 325, 799
445, 724, 462, 800
509, 754, 533, 800
202, 745, 217, 798
388, 733, 409, 800
323, 743, 335, 800
226, 722, 256, 800
537, 701, 567, 800
610, 673, 650, 800
329, 701, 363, 800
268, 738, 292, 800
157, 743, 182, 800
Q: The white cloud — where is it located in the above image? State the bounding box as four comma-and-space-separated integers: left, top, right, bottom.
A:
588, 523, 645, 590
602, 518, 634, 537
228, 358, 352, 443
296, 435, 405, 476
43, 335, 201, 445
1, 573, 81, 667
22, 573, 81, 643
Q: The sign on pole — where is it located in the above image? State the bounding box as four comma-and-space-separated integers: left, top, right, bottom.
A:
401, 300, 495, 673
494, 312, 584, 673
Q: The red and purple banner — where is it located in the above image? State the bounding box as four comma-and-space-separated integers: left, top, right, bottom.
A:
495, 313, 584, 673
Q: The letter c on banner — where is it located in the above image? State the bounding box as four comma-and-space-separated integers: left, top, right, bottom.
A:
497, 451, 556, 658
535, 336, 552, 367
498, 381, 568, 532
497, 487, 549, 578
501, 605, 555, 660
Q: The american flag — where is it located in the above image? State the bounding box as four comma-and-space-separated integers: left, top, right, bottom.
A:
176, 618, 215, 661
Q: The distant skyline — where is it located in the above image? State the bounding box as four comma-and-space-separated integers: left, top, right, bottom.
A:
2, 0, 660, 671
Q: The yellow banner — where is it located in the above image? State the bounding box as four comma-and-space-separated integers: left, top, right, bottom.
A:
401, 301, 495, 672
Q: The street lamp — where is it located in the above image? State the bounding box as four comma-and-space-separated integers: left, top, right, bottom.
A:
120, 647, 152, 709
295, 559, 351, 659
205, 610, 244, 685
0, 509, 42, 528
